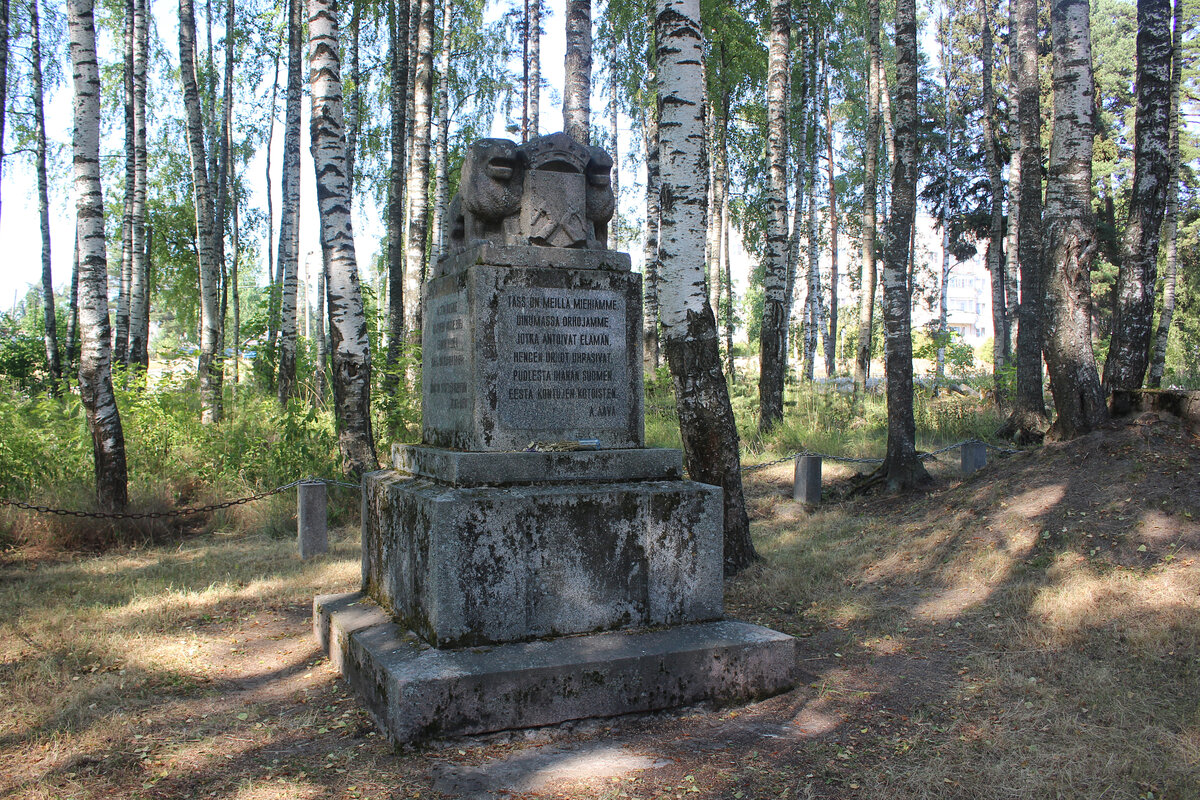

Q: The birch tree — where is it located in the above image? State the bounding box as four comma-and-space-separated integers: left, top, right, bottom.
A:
70, 0, 128, 510
999, 0, 1049, 442
179, 0, 222, 424
655, 0, 754, 574
564, 0, 591, 144
384, 0, 409, 387
0, 0, 8, 226
642, 104, 661, 372
115, 2, 133, 365
127, 0, 149, 370
308, 0, 377, 475
758, 0, 790, 431
431, 0, 451, 255
981, 0, 1007, 402
32, 0, 60, 386
854, 0, 881, 392
1147, 0, 1184, 388
404, 0, 433, 336
878, 0, 930, 490
277, 0, 303, 405
1042, 0, 1107, 440
1104, 0, 1173, 390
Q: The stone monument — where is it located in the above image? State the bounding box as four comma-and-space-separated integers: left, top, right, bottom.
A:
314, 133, 796, 743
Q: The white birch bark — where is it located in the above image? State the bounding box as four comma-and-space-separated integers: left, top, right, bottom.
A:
431, 0, 451, 255
655, 0, 754, 573
277, 0, 303, 404
127, 0, 149, 370
308, 0, 377, 475
758, 0, 790, 430
384, 0, 409, 386
179, 0, 222, 423
32, 0, 60, 385
404, 0, 434, 338
70, 0, 129, 509
1042, 0, 1107, 439
855, 0, 881, 391
564, 0, 591, 144
115, 0, 134, 365
641, 106, 661, 372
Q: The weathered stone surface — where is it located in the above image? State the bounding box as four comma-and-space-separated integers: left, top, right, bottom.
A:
315, 592, 798, 744
434, 242, 631, 279
392, 444, 683, 486
422, 264, 644, 451
446, 133, 616, 256
792, 456, 821, 505
362, 470, 723, 648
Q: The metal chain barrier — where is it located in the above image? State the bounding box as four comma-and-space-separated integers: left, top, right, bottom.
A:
740, 437, 1031, 473
0, 477, 362, 521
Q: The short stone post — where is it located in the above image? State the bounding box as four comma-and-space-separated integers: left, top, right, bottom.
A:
298, 480, 328, 559
960, 441, 987, 476
793, 455, 822, 505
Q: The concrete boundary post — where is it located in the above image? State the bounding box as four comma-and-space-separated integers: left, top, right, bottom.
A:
793, 456, 822, 505
960, 441, 987, 476
298, 481, 329, 559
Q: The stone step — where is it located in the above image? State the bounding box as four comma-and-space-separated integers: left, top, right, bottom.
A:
314, 592, 798, 744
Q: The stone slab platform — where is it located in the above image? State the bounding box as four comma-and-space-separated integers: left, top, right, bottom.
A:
315, 592, 798, 744
392, 444, 684, 486
435, 242, 632, 279
362, 470, 723, 648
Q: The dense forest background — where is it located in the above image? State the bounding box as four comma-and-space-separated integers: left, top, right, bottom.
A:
0, 0, 1197, 550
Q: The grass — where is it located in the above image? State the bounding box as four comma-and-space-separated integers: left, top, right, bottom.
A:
2, 412, 1197, 799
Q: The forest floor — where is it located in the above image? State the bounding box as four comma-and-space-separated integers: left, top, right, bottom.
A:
1, 411, 1198, 800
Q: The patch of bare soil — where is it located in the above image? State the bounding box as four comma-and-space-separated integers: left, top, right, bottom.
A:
2, 413, 1198, 799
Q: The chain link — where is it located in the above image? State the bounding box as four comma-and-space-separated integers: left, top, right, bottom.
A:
740, 438, 1028, 473
0, 477, 364, 521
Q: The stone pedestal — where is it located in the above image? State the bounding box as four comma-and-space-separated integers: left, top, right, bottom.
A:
315, 134, 795, 744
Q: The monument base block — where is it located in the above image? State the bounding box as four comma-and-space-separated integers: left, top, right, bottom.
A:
315, 592, 798, 744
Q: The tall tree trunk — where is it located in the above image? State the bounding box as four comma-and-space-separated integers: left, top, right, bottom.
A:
642, 106, 661, 372
880, 0, 930, 491
935, 5, 953, 388
404, 0, 434, 339
277, 0, 303, 405
115, 0, 134, 366
1103, 0, 1173, 391
127, 0, 149, 371
315, 259, 326, 402
789, 23, 809, 383
384, 0, 409, 390
564, 0, 591, 144
308, 0, 377, 475
345, 0, 360, 202
981, 0, 1007, 403
1147, 0, 1183, 388
823, 58, 837, 377
265, 26, 281, 355
70, 0, 129, 510
431, 0, 451, 257
212, 0, 235, 415
67, 224, 80, 369
32, 0, 61, 387
0, 0, 9, 226
1000, 0, 1049, 442
609, 59, 620, 251
1042, 0, 1107, 440
522, 0, 530, 140
758, 0, 791, 431
655, 0, 754, 575
231, 183, 240, 393
1004, 6, 1021, 362
721, 191, 734, 379
529, 0, 540, 135
180, 0, 223, 424
855, 0, 881, 392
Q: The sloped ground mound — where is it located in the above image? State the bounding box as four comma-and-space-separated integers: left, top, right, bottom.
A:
0, 413, 1197, 799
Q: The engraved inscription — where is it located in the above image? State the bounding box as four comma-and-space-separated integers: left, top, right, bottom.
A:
497, 287, 627, 430
425, 295, 471, 416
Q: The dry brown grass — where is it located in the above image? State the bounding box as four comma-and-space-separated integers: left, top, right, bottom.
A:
1, 413, 1197, 799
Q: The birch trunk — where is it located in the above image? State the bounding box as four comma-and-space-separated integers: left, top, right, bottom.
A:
115, 0, 134, 366
127, 0, 149, 371
231, 185, 240, 392
1000, 0, 1049, 442
404, 0, 434, 339
529, 0, 540, 135
180, 0, 223, 423
564, 0, 591, 145
277, 0, 303, 405
935, 8, 952, 387
384, 0, 409, 388
981, 0, 1007, 403
431, 0, 451, 256
70, 0, 129, 510
721, 193, 734, 379
1103, 0, 1173, 390
32, 0, 61, 386
655, 0, 754, 574
855, 0, 881, 392
880, 0, 930, 490
822, 65, 837, 377
1004, 8, 1021, 357
345, 0, 360, 202
67, 224, 80, 369
265, 28, 281, 353
316, 261, 326, 402
758, 0, 791, 431
1147, 0, 1183, 388
0, 0, 7, 226
609, 64, 619, 251
212, 0, 236, 404
1042, 0, 1107, 440
642, 107, 661, 372
308, 0, 377, 475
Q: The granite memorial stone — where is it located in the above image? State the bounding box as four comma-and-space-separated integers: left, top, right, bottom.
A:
316, 133, 797, 743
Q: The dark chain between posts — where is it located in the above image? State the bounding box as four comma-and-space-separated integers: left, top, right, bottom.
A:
0, 477, 362, 521
740, 439, 1026, 473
